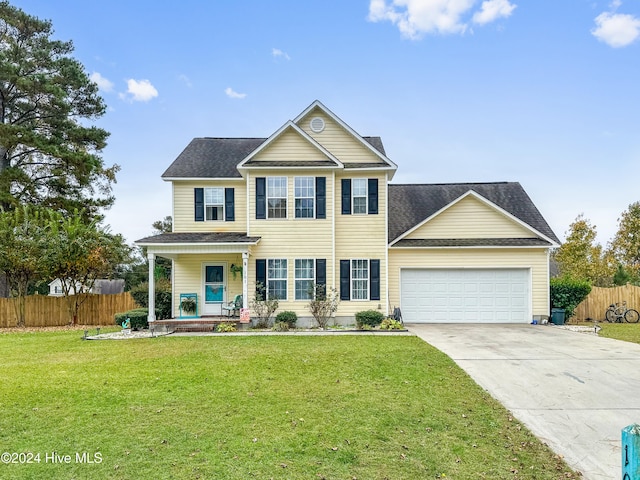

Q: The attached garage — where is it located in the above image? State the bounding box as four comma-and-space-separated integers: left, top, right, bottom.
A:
400, 268, 530, 323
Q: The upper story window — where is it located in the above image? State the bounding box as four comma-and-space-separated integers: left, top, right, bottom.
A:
352, 179, 367, 214
205, 187, 224, 221
194, 187, 234, 222
267, 177, 287, 219
295, 177, 314, 218
256, 176, 325, 220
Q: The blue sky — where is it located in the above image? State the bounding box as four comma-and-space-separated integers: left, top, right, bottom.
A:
12, 0, 640, 246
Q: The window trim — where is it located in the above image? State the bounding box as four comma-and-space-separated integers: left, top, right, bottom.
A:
294, 258, 315, 301
294, 176, 315, 219
267, 258, 288, 300
350, 259, 369, 301
351, 178, 368, 215
266, 177, 288, 219
204, 187, 224, 222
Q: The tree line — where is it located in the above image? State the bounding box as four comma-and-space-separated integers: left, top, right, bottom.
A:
553, 201, 640, 286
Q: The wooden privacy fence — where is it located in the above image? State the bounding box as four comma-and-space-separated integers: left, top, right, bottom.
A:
0, 293, 138, 328
573, 284, 640, 322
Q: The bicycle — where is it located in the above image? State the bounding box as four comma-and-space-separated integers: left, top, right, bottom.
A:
605, 301, 640, 323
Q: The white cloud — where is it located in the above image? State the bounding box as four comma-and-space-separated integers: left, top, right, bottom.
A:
225, 87, 247, 99
472, 0, 516, 25
90, 72, 114, 92
122, 79, 158, 102
368, 0, 514, 39
272, 48, 291, 60
592, 11, 640, 47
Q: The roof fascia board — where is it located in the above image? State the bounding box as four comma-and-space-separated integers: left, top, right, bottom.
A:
163, 177, 245, 182
388, 244, 552, 250
389, 190, 559, 247
237, 121, 343, 169
294, 100, 398, 171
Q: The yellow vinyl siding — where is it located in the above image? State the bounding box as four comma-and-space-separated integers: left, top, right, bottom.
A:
252, 129, 330, 162
297, 110, 386, 165
405, 195, 534, 240
173, 181, 247, 233
246, 169, 334, 317
172, 253, 244, 317
334, 171, 388, 316
388, 248, 550, 318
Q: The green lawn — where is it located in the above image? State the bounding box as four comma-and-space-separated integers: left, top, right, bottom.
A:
598, 322, 640, 344
0, 331, 575, 479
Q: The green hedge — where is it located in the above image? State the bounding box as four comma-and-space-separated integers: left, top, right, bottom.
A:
129, 278, 172, 320
114, 308, 158, 330
550, 277, 592, 319
275, 311, 297, 328
355, 310, 384, 329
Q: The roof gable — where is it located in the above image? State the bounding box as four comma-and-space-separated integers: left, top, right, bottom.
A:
237, 121, 342, 169
388, 183, 560, 246
294, 101, 397, 174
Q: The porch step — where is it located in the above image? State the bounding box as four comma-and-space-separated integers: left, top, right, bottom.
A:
153, 318, 239, 333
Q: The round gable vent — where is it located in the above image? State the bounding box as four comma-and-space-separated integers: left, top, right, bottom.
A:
310, 116, 325, 133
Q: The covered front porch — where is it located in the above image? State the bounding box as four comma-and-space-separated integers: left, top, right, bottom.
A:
136, 232, 260, 325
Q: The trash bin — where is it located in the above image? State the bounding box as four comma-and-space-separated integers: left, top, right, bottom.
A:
551, 308, 565, 325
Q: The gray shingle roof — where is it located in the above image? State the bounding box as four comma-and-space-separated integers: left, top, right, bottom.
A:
162, 137, 387, 179
388, 182, 559, 244
136, 232, 260, 244
393, 238, 553, 248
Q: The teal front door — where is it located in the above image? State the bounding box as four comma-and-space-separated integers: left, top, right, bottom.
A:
203, 265, 225, 315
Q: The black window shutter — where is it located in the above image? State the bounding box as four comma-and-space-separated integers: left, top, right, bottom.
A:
340, 260, 350, 301
368, 179, 378, 215
255, 259, 267, 296
316, 177, 326, 219
370, 259, 380, 301
225, 188, 235, 221
316, 259, 326, 287
256, 177, 266, 219
341, 179, 351, 215
194, 188, 204, 222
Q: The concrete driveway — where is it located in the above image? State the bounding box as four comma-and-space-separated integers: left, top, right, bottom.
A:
407, 324, 640, 480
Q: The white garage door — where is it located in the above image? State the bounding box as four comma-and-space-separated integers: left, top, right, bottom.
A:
400, 269, 530, 323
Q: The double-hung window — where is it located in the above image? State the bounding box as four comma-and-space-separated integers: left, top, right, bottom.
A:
267, 259, 287, 300
267, 177, 287, 218
204, 187, 224, 221
352, 179, 367, 214
294, 177, 314, 218
295, 259, 314, 300
351, 259, 369, 300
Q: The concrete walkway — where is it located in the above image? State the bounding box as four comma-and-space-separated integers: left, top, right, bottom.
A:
407, 324, 640, 480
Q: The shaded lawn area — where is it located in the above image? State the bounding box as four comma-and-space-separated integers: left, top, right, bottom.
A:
0, 331, 575, 479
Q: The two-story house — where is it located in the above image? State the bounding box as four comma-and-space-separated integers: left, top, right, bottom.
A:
137, 100, 559, 326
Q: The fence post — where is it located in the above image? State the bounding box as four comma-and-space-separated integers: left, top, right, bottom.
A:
622, 424, 640, 479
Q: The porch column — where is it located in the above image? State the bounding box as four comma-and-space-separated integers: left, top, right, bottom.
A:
242, 251, 249, 309
148, 253, 156, 323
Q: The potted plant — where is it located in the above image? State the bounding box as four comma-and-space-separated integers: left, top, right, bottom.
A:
181, 296, 197, 314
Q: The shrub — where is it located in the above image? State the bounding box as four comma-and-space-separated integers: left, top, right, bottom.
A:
216, 322, 237, 333
307, 284, 340, 329
272, 321, 291, 332
114, 308, 157, 330
129, 278, 172, 320
550, 277, 592, 319
355, 310, 384, 329
250, 282, 279, 328
380, 318, 404, 330
275, 311, 297, 328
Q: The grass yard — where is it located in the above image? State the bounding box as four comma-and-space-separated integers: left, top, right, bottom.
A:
597, 322, 640, 344
0, 330, 575, 479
